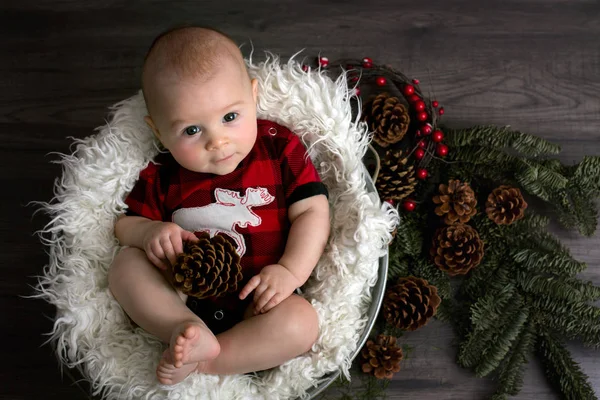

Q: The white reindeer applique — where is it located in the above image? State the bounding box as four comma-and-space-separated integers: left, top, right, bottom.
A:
171, 187, 275, 257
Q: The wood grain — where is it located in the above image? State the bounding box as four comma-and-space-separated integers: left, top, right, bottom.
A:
2, 0, 599, 399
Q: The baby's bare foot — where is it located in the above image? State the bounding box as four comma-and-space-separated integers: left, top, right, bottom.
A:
156, 348, 199, 385
170, 320, 220, 368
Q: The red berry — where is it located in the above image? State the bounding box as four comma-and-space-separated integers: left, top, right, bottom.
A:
350, 76, 359, 82
318, 57, 329, 67
436, 143, 449, 157
414, 100, 426, 112
439, 107, 445, 115
302, 65, 309, 72
402, 199, 416, 212
408, 94, 421, 103
385, 199, 395, 206
376, 76, 387, 86
403, 84, 415, 96
418, 139, 427, 148
415, 130, 422, 137
417, 168, 428, 180
354, 87, 361, 96
432, 100, 439, 108
412, 78, 420, 85
414, 148, 425, 160
432, 130, 444, 142
421, 124, 432, 135
363, 57, 373, 64
417, 111, 428, 122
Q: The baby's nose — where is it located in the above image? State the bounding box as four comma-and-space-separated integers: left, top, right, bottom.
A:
206, 132, 230, 150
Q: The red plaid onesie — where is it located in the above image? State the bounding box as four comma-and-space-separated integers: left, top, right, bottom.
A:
124, 119, 328, 334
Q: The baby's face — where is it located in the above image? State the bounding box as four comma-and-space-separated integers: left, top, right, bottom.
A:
146, 60, 258, 175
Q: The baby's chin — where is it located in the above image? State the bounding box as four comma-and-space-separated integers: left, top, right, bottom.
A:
179, 160, 241, 176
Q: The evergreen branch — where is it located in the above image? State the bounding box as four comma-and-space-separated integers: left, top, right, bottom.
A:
572, 156, 600, 192
568, 185, 599, 236
510, 249, 587, 276
536, 331, 598, 400
518, 157, 569, 191
493, 318, 537, 397
532, 297, 600, 347
474, 306, 530, 377
390, 212, 424, 259
457, 286, 519, 369
509, 213, 550, 232
460, 255, 507, 301
444, 125, 561, 156
526, 229, 569, 255
387, 255, 409, 281
409, 258, 452, 300
469, 284, 516, 332
514, 159, 569, 201
517, 271, 600, 303
452, 145, 567, 201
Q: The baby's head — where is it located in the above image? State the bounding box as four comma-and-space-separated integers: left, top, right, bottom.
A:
142, 26, 258, 175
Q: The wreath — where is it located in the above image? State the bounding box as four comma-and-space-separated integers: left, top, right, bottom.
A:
308, 55, 600, 400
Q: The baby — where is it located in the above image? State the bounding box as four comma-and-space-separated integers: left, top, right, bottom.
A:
108, 26, 330, 385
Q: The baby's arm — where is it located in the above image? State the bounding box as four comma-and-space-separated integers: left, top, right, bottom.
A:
278, 194, 330, 286
115, 215, 162, 249
115, 215, 198, 270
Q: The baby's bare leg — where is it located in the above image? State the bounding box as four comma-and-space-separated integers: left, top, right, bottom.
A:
199, 294, 319, 376
108, 247, 221, 383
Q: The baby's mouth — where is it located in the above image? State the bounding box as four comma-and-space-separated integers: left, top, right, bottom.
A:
216, 154, 235, 163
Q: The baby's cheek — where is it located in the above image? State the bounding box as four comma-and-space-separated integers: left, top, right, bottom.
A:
173, 147, 206, 171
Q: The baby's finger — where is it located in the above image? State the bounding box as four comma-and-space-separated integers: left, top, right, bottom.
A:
182, 230, 199, 242
147, 251, 168, 270
255, 289, 277, 314
252, 282, 269, 305
239, 275, 261, 300
160, 237, 176, 267
171, 235, 184, 258
150, 241, 166, 263
260, 295, 281, 314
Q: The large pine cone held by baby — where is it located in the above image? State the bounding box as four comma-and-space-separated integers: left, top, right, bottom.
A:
171, 232, 243, 299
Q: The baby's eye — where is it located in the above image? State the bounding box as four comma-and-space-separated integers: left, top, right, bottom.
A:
184, 125, 201, 136
223, 112, 238, 123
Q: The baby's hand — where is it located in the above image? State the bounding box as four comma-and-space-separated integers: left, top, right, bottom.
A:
142, 221, 199, 270
239, 264, 302, 315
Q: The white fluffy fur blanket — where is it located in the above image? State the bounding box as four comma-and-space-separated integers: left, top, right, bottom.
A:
34, 54, 399, 400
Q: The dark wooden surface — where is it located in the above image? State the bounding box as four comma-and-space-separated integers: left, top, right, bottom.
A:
2, 1, 599, 399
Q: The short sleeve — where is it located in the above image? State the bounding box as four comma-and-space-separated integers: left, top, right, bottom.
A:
124, 162, 165, 221
279, 132, 328, 205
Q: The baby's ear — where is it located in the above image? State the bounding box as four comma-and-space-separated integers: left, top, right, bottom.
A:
144, 116, 161, 139
251, 78, 258, 102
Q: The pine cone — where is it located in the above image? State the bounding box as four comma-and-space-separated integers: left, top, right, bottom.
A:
171, 232, 243, 299
430, 224, 484, 276
362, 93, 410, 148
375, 149, 417, 201
382, 276, 441, 331
433, 180, 478, 224
486, 185, 528, 225
360, 334, 404, 379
